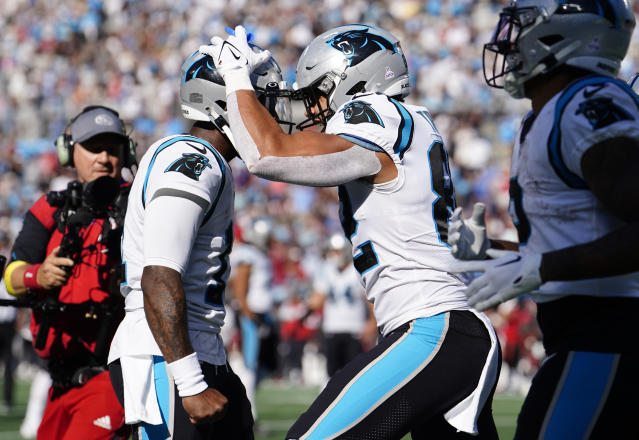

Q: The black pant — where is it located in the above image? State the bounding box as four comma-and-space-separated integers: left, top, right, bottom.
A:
110, 359, 254, 440
288, 311, 500, 440
515, 350, 639, 439
0, 321, 15, 407
323, 332, 363, 377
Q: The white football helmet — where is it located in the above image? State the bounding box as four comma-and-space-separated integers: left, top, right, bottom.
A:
326, 233, 353, 268
242, 217, 274, 251
292, 24, 410, 131
483, 0, 635, 98
180, 46, 290, 141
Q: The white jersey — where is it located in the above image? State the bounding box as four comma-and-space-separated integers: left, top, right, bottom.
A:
230, 243, 273, 314
313, 261, 368, 335
110, 134, 234, 365
510, 76, 639, 303
326, 92, 467, 335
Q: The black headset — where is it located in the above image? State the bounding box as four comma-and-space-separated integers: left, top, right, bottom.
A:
55, 105, 138, 169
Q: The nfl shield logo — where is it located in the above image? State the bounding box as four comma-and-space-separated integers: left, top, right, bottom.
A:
385, 66, 395, 80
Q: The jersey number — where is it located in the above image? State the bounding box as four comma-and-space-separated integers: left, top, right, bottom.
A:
427, 141, 456, 243
328, 287, 354, 304
339, 187, 379, 275
353, 241, 378, 275
508, 177, 531, 244
204, 225, 233, 306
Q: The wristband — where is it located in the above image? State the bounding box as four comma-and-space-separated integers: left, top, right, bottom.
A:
23, 264, 42, 290
166, 352, 208, 397
223, 67, 254, 96
4, 260, 27, 295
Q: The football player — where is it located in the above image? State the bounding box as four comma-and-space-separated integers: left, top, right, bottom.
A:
228, 217, 278, 421
201, 24, 501, 439
306, 233, 377, 378
107, 46, 284, 440
449, 0, 639, 437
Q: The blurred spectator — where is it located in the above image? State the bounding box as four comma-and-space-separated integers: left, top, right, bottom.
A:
278, 289, 321, 385
306, 234, 377, 378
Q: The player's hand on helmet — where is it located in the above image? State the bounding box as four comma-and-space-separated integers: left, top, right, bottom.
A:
182, 388, 228, 424
38, 246, 74, 290
448, 203, 489, 260
448, 249, 543, 311
200, 25, 271, 80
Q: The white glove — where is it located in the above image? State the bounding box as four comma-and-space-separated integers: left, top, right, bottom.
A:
199, 25, 272, 95
448, 203, 489, 260
448, 249, 543, 311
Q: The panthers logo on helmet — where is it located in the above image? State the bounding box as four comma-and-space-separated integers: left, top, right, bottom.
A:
341, 101, 385, 127
165, 152, 212, 181
576, 97, 633, 130
327, 28, 395, 67
183, 53, 224, 85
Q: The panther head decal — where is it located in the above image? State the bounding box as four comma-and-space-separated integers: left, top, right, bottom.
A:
340, 101, 385, 127
165, 152, 212, 181
327, 28, 396, 66
576, 97, 633, 130
183, 55, 224, 86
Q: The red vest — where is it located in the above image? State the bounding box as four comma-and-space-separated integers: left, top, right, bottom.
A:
27, 195, 124, 359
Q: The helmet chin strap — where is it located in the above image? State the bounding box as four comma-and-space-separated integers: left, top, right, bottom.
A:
207, 108, 235, 147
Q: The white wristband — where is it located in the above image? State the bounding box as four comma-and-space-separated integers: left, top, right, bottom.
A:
223, 67, 254, 95
166, 353, 208, 397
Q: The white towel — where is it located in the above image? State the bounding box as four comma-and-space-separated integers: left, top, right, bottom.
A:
443, 310, 500, 435
108, 290, 164, 424
120, 355, 164, 425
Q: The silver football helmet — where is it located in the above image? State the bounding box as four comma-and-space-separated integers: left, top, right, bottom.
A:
293, 24, 410, 131
180, 45, 290, 141
483, 0, 635, 99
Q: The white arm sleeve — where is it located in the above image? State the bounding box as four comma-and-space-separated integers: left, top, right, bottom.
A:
227, 93, 262, 169
227, 93, 381, 186
143, 193, 207, 273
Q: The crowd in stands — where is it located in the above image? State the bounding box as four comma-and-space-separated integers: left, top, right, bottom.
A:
2, 0, 639, 399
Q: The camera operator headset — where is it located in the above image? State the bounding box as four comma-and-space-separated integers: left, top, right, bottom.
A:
2, 105, 136, 440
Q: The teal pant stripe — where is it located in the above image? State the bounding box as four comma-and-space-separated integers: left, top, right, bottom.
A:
306, 314, 446, 440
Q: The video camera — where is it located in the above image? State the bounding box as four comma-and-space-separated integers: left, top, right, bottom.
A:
46, 176, 120, 266
47, 176, 120, 230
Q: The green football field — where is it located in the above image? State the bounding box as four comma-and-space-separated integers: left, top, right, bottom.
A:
0, 379, 523, 439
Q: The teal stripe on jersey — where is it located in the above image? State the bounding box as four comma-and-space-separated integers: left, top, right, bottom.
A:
542, 352, 617, 439
389, 99, 414, 159
304, 314, 447, 440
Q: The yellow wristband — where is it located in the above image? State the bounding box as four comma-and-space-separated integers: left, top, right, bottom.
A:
4, 260, 28, 296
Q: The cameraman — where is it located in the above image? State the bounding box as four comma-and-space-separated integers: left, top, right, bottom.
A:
2, 106, 134, 439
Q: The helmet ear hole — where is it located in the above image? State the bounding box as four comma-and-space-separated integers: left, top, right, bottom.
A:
346, 81, 367, 96
538, 35, 563, 46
